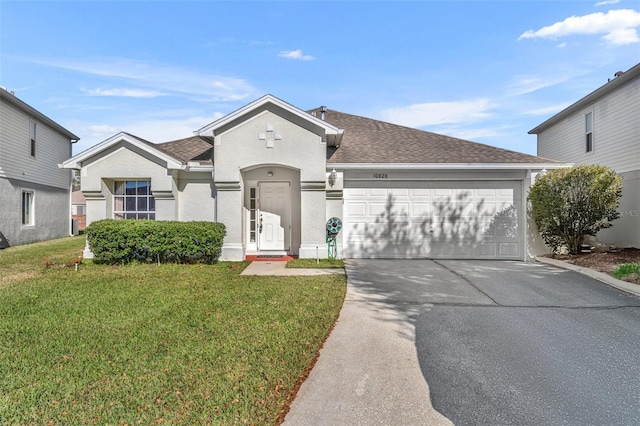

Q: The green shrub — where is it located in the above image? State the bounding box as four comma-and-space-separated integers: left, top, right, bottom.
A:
86, 220, 226, 264
528, 165, 622, 255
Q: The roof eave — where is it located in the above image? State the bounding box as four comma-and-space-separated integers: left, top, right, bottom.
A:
61, 132, 184, 170
529, 63, 640, 134
0, 89, 81, 141
327, 162, 571, 170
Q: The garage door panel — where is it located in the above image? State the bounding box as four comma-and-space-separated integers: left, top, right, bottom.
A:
411, 188, 431, 197
347, 202, 367, 217
499, 242, 519, 257
477, 243, 497, 257
390, 188, 409, 197
411, 203, 432, 216
343, 180, 522, 260
369, 201, 410, 217
369, 188, 387, 197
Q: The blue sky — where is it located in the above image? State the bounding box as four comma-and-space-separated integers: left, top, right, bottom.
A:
2, 1, 639, 156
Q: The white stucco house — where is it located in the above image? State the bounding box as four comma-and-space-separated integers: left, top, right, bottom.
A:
63, 94, 561, 261
0, 88, 80, 248
530, 63, 640, 249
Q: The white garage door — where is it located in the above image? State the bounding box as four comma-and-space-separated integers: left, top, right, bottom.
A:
343, 181, 522, 259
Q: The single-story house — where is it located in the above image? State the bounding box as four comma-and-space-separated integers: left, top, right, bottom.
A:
62, 94, 561, 261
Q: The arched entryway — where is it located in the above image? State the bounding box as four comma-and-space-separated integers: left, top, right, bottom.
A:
242, 165, 301, 256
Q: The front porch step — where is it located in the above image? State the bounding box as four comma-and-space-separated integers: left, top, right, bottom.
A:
245, 254, 297, 262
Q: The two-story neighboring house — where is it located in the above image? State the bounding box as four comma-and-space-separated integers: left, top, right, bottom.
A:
530, 63, 640, 248
0, 88, 80, 247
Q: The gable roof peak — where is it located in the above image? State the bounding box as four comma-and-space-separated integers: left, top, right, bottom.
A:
194, 94, 342, 137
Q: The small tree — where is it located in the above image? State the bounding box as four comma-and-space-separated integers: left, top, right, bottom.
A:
528, 164, 622, 255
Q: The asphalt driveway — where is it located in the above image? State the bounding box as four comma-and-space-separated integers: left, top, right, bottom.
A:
346, 259, 640, 425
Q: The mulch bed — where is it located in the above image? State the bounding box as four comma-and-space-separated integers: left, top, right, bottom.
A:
552, 247, 640, 274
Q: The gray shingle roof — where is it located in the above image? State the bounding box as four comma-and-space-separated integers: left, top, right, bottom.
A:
156, 136, 215, 164
308, 108, 552, 164
124, 108, 553, 166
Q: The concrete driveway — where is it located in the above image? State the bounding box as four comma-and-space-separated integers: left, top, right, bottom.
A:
285, 259, 640, 425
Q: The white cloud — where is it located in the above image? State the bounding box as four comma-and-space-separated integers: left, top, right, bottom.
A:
522, 103, 573, 116
84, 88, 167, 98
278, 49, 315, 61
380, 99, 495, 128
595, 0, 620, 6
518, 9, 640, 45
88, 124, 119, 134
29, 57, 257, 102
71, 113, 226, 154
507, 74, 572, 96
556, 42, 567, 48
603, 27, 640, 44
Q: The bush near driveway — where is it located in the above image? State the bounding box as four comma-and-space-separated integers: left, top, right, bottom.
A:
0, 237, 346, 425
528, 165, 622, 255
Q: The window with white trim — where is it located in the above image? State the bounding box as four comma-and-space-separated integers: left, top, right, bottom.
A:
22, 190, 35, 226
113, 180, 155, 220
249, 187, 257, 242
585, 112, 593, 153
30, 119, 37, 157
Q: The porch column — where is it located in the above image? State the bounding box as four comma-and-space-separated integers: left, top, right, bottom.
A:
299, 181, 328, 259
215, 181, 244, 261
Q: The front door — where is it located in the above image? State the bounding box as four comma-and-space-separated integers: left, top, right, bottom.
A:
258, 181, 291, 251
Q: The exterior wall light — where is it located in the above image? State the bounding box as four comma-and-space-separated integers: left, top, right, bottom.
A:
328, 169, 337, 187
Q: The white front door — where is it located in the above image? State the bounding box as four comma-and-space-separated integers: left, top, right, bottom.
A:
258, 181, 291, 251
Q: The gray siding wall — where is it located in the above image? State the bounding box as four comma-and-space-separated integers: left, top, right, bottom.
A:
596, 170, 640, 248
537, 77, 640, 174
0, 99, 73, 189
0, 177, 71, 247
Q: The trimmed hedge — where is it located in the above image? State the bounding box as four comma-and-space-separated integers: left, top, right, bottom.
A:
86, 220, 226, 264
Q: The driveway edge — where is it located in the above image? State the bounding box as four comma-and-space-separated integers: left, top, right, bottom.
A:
535, 256, 640, 297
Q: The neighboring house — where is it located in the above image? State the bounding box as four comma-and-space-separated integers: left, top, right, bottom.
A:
63, 94, 560, 261
71, 190, 87, 231
0, 88, 79, 248
530, 63, 640, 249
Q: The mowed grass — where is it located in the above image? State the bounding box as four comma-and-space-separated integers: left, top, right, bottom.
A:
0, 237, 346, 425
286, 258, 344, 269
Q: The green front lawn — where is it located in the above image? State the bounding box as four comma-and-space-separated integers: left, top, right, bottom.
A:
0, 237, 346, 425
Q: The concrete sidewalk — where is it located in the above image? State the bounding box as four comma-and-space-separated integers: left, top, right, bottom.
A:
283, 262, 452, 426
240, 261, 345, 276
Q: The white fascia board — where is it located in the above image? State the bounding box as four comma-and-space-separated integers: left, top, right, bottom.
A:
195, 94, 341, 136
185, 163, 214, 172
327, 162, 572, 171
61, 132, 184, 170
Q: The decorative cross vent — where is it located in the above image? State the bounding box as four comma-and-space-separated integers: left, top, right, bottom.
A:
258, 124, 282, 148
